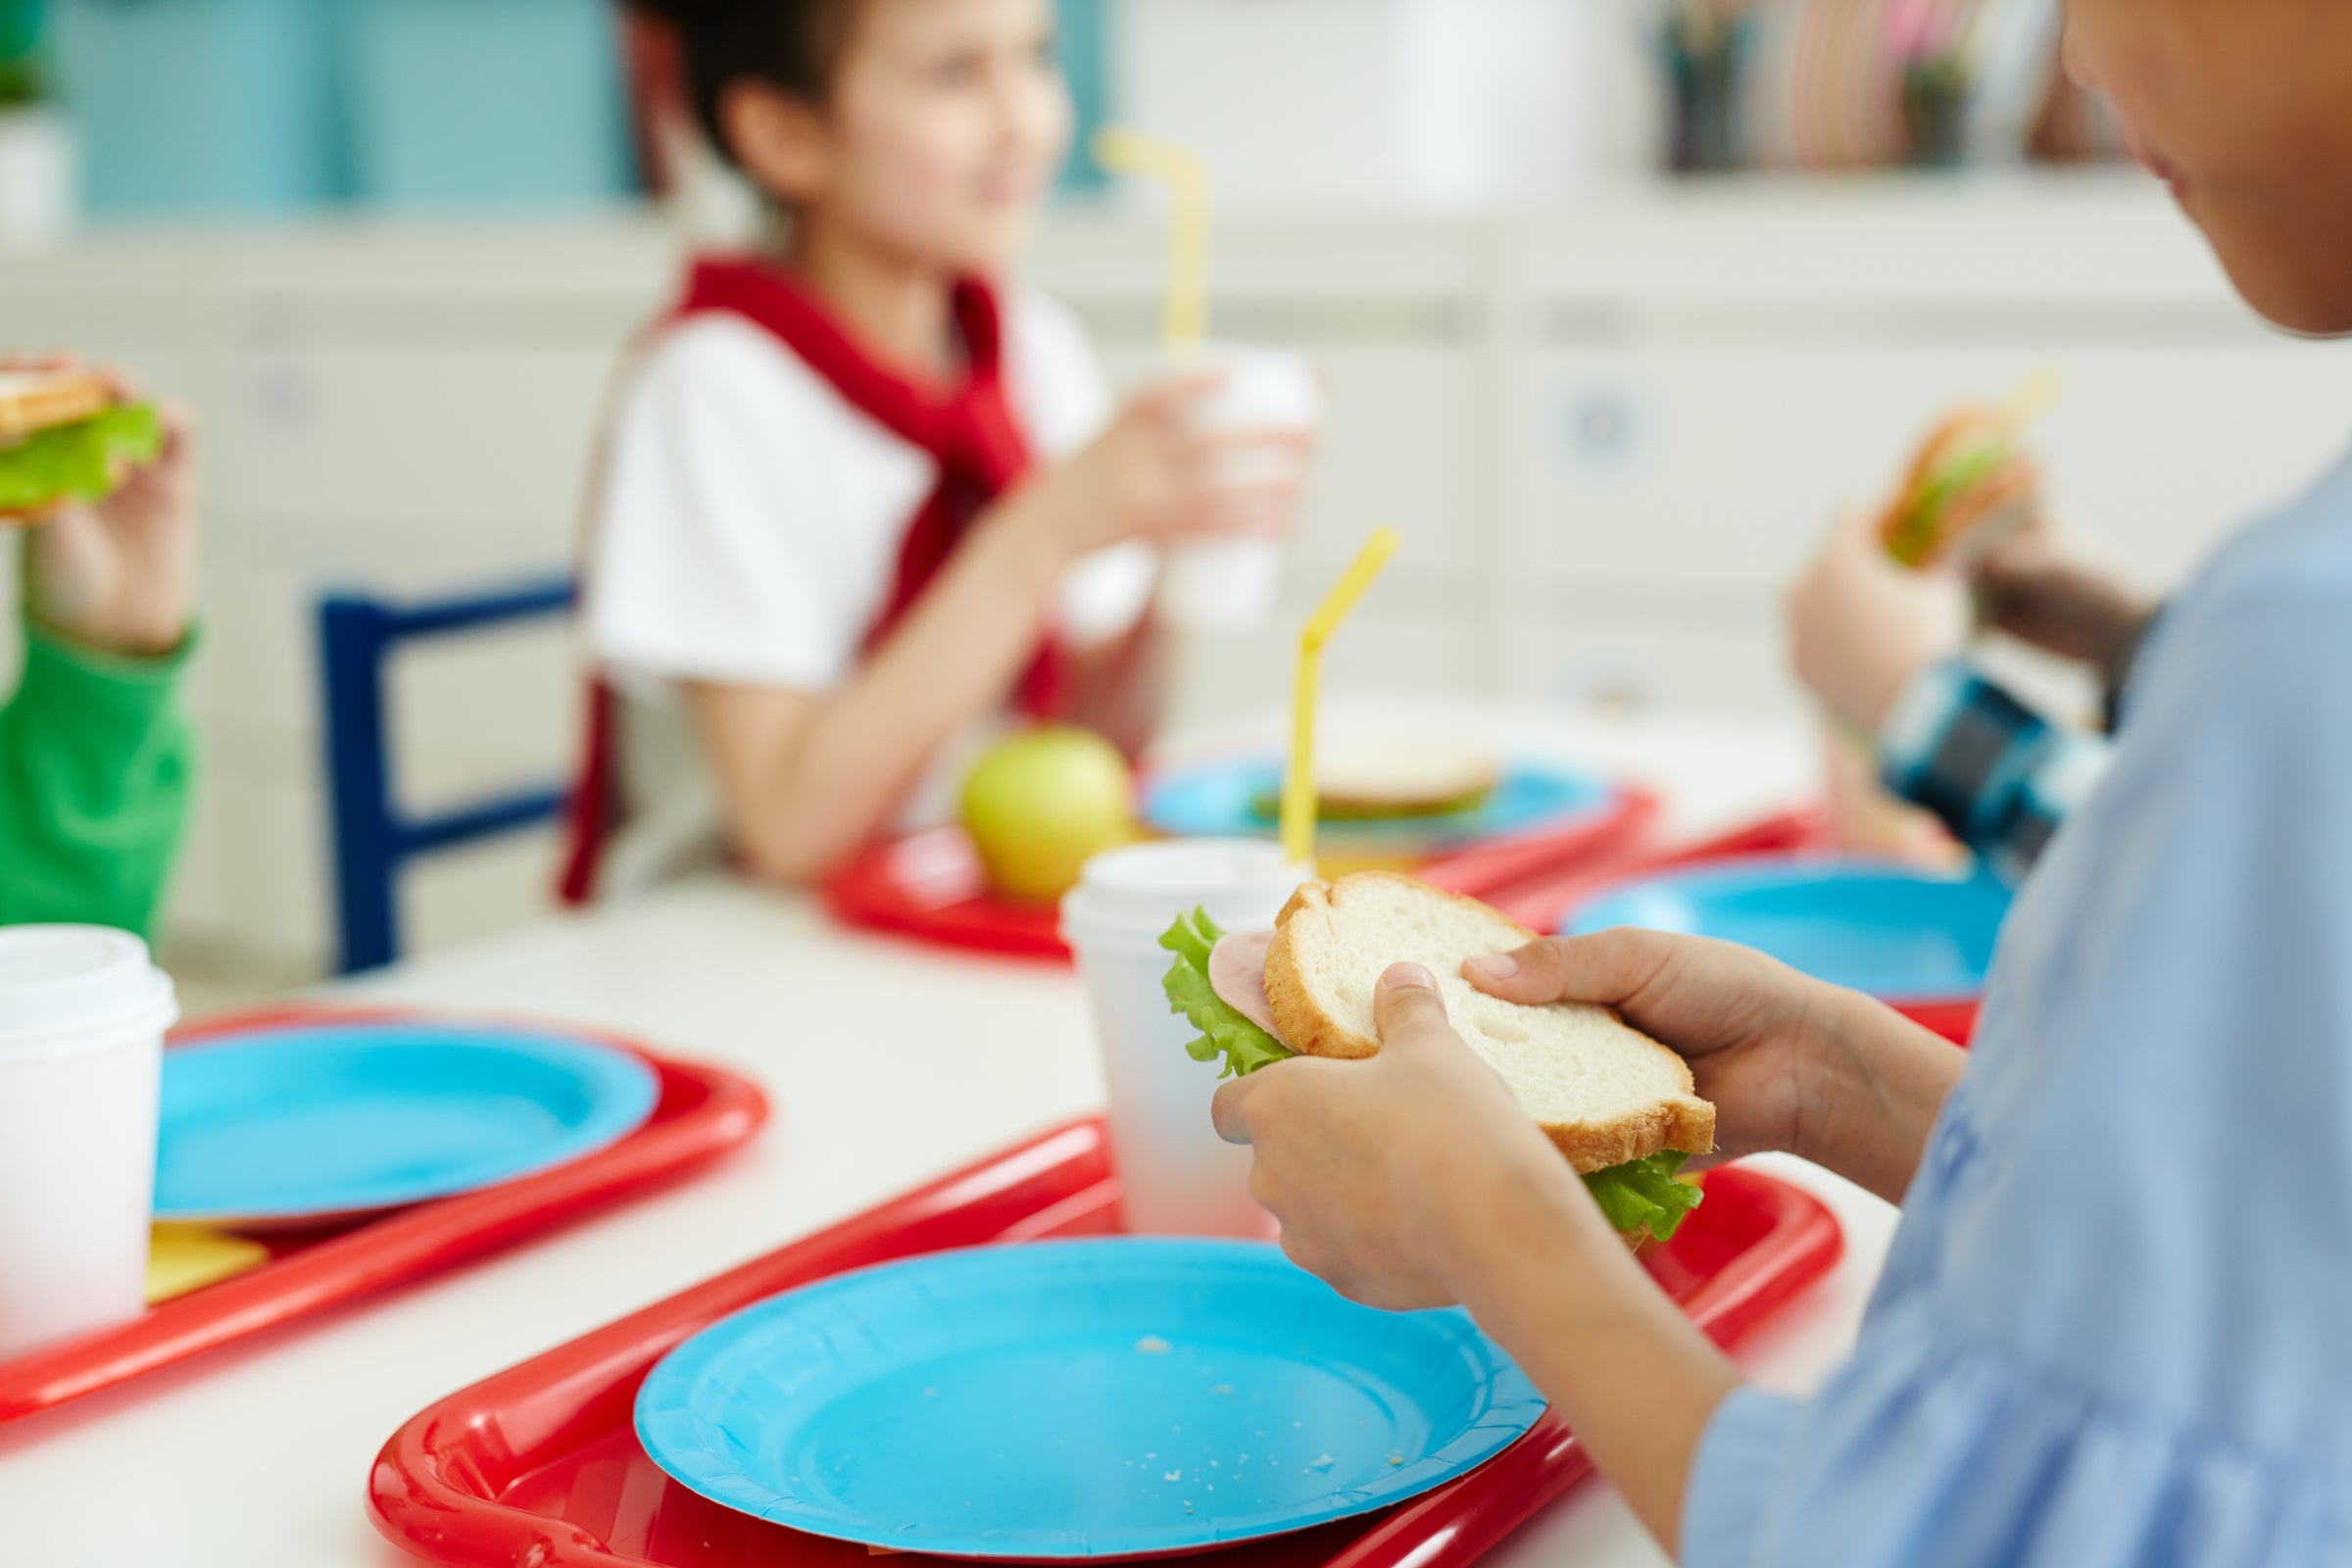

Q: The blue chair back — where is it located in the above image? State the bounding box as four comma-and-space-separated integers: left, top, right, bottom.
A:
317, 577, 577, 974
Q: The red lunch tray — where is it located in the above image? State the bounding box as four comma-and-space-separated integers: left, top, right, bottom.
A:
821, 789, 1660, 964
369, 1115, 1842, 1568
822, 825, 1070, 960
1470, 807, 1980, 1046
0, 1005, 769, 1430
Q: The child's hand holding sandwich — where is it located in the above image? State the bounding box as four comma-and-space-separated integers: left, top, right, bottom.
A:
0, 355, 201, 943
1790, 425, 2159, 736
1213, 916, 1963, 1552
5, 357, 198, 659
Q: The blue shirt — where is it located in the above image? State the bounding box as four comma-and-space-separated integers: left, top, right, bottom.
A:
1686, 450, 2352, 1566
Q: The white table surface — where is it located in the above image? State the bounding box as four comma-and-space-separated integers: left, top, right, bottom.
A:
0, 712, 1897, 1567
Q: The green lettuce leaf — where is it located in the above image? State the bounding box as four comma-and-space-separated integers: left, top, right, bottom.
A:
1158, 906, 1703, 1241
0, 403, 164, 514
1160, 907, 1293, 1081
1582, 1151, 1704, 1243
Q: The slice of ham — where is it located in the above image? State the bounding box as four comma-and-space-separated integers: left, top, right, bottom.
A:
1208, 929, 1284, 1040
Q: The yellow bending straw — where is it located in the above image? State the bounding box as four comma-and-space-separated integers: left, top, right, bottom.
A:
1283, 529, 1403, 867
1091, 125, 1212, 356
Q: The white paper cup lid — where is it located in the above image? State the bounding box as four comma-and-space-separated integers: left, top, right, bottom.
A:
1061, 839, 1311, 948
0, 925, 178, 1054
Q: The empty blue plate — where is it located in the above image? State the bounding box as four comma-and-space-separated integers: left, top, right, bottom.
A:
1566, 857, 2013, 1001
635, 1239, 1545, 1559
1144, 757, 1610, 845
156, 1020, 662, 1224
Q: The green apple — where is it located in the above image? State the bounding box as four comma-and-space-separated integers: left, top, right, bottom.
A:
960, 726, 1141, 904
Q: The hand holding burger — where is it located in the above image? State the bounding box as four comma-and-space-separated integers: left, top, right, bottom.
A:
3, 360, 198, 659
1871, 399, 2159, 693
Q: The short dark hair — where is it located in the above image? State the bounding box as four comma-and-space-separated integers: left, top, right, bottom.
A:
632, 0, 861, 167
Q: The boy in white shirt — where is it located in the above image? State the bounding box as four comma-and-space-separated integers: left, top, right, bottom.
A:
568, 0, 1309, 899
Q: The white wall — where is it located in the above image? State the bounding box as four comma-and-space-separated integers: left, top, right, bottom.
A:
3, 175, 2345, 979
1113, 0, 1662, 209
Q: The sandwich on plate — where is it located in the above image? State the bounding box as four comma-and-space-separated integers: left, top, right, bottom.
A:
0, 368, 165, 523
1161, 871, 1716, 1244
1877, 404, 2038, 569
1306, 742, 1501, 821
1250, 742, 1502, 826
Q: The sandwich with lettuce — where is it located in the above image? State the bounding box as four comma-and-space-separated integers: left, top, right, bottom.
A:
1877, 404, 2040, 570
0, 368, 165, 523
1161, 871, 1716, 1244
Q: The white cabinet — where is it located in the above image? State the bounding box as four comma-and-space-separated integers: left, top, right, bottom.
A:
1494, 185, 2352, 712
1521, 343, 2352, 596
214, 346, 616, 543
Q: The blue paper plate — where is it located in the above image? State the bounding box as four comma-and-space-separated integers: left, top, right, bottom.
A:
635, 1239, 1545, 1560
1566, 857, 2013, 1001
1143, 757, 1611, 846
155, 1020, 662, 1223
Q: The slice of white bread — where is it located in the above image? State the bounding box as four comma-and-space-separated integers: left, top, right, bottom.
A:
0, 370, 112, 441
1263, 871, 1715, 1173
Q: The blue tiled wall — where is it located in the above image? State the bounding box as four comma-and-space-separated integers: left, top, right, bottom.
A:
42, 0, 1114, 218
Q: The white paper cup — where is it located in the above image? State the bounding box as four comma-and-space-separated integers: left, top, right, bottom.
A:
0, 926, 177, 1358
1157, 344, 1323, 631
1061, 840, 1310, 1236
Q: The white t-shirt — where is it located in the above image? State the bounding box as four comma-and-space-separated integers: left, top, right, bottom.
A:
581, 286, 1153, 896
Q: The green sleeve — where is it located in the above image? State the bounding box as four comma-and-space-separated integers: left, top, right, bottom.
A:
0, 619, 198, 945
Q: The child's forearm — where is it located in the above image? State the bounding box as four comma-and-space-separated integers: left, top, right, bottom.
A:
1451, 1168, 1743, 1557
1797, 989, 1967, 1204
714, 497, 1075, 882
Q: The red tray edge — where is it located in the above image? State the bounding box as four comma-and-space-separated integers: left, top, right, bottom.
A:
367, 1125, 1842, 1568
0, 1004, 771, 1429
